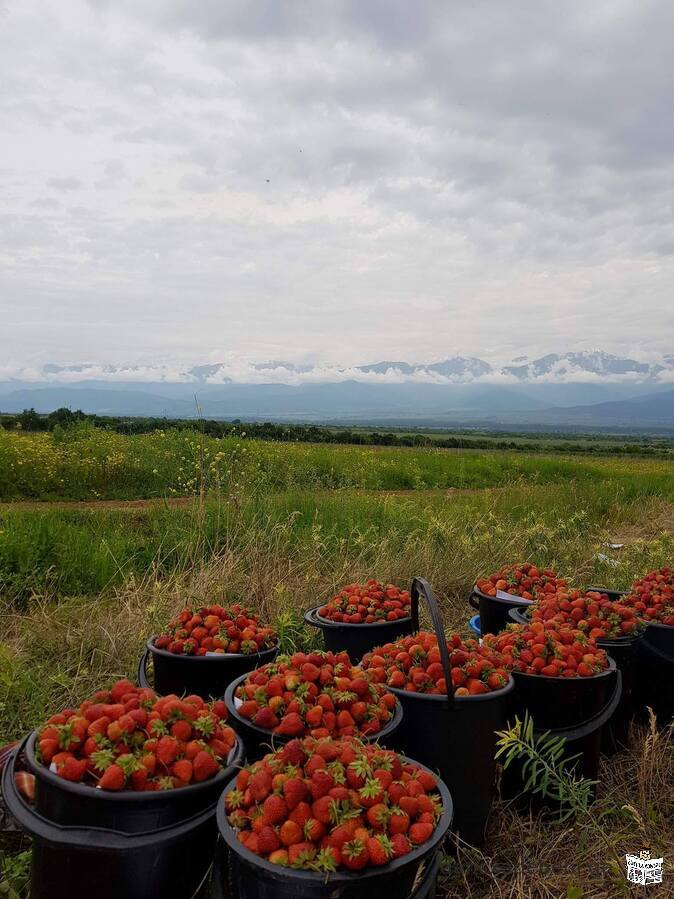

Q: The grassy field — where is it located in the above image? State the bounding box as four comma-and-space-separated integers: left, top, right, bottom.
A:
1, 430, 673, 896
3, 425, 674, 501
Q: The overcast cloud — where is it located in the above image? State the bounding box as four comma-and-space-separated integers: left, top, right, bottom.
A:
2, 0, 674, 374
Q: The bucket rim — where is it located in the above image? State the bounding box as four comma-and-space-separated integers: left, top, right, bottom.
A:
472, 586, 534, 606
387, 674, 515, 703
511, 655, 617, 683
216, 753, 452, 883
24, 730, 243, 802
305, 605, 413, 630
643, 619, 674, 632
224, 671, 403, 743
146, 637, 279, 662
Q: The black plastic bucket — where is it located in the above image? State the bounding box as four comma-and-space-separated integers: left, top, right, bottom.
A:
304, 605, 417, 661
214, 753, 452, 899
585, 587, 674, 724
207, 840, 442, 899
138, 637, 279, 699
224, 672, 403, 761
634, 622, 674, 723
501, 660, 621, 811
22, 731, 244, 831
2, 734, 242, 899
507, 605, 643, 752
469, 586, 532, 636
387, 578, 514, 846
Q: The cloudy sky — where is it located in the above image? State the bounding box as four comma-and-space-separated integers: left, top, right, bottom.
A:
3, 0, 674, 375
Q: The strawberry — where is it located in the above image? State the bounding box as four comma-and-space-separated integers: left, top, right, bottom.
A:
367, 834, 393, 866
342, 838, 369, 871
257, 825, 281, 855
279, 820, 303, 847
155, 736, 180, 767
193, 750, 220, 782
262, 794, 287, 825
409, 822, 434, 845
98, 764, 125, 790
390, 833, 411, 858
170, 720, 193, 742
172, 758, 193, 783
288, 842, 317, 866
283, 777, 309, 809
249, 769, 273, 801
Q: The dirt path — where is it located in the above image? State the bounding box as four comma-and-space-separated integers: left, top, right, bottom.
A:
0, 486, 506, 512
0, 495, 200, 512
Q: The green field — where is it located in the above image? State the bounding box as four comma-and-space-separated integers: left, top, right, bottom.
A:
1, 428, 673, 897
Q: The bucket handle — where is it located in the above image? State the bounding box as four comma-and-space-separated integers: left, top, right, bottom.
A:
468, 592, 480, 611
534, 669, 623, 744
1, 736, 217, 851
410, 577, 455, 710
137, 647, 151, 689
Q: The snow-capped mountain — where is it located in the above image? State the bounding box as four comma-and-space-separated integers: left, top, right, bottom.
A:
14, 351, 670, 386
502, 351, 663, 381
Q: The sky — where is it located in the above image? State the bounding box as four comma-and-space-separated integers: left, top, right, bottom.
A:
2, 0, 674, 376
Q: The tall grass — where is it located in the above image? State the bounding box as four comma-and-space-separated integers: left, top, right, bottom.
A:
2, 424, 674, 501
2, 481, 673, 602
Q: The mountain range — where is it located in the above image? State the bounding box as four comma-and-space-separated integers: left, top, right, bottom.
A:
1, 351, 673, 432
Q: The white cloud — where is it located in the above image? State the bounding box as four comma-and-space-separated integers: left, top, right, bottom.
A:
2, 0, 674, 371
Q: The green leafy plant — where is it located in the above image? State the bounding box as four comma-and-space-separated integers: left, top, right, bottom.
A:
496, 713, 597, 821
0, 850, 31, 899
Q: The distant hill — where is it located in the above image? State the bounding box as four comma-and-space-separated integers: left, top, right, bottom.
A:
1, 382, 673, 431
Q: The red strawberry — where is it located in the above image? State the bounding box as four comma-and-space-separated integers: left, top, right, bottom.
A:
391, 833, 411, 858
55, 755, 87, 782
283, 777, 309, 809
155, 736, 180, 767
279, 819, 303, 847
367, 834, 393, 866
249, 769, 273, 801
193, 750, 220, 782
289, 801, 312, 828
280, 739, 307, 767
287, 842, 317, 866
98, 764, 125, 790
409, 822, 434, 845
172, 759, 193, 783
257, 825, 281, 855
170, 719, 193, 742
342, 838, 369, 871
262, 794, 287, 825
254, 707, 279, 730
365, 803, 389, 831
311, 796, 334, 825
303, 817, 326, 842
276, 713, 305, 737
310, 770, 334, 800
388, 806, 410, 834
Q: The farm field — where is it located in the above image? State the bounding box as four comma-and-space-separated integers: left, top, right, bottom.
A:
1, 428, 673, 896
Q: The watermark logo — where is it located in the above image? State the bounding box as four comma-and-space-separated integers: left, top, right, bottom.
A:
625, 848, 663, 885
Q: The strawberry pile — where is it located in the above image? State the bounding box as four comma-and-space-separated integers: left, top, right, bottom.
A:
624, 568, 674, 626
154, 603, 278, 655
225, 735, 444, 870
318, 580, 411, 624
475, 563, 567, 601
528, 590, 644, 640
361, 631, 510, 696
35, 679, 237, 791
234, 651, 397, 739
484, 622, 609, 677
